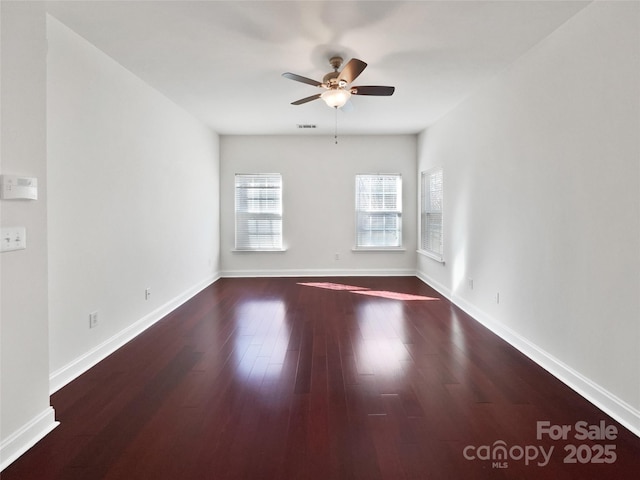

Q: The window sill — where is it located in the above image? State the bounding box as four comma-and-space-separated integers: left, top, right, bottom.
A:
352, 247, 406, 253
417, 249, 444, 264
232, 248, 288, 253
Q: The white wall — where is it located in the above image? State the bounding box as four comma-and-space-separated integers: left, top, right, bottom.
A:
0, 1, 58, 470
220, 135, 417, 276
46, 16, 220, 390
417, 1, 640, 434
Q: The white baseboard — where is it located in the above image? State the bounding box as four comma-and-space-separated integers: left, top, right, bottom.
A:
415, 270, 452, 299
49, 274, 220, 394
0, 407, 58, 472
221, 268, 416, 278
416, 271, 640, 438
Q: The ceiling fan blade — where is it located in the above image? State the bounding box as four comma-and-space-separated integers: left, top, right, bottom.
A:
282, 72, 322, 87
291, 93, 322, 105
351, 85, 395, 96
338, 58, 367, 84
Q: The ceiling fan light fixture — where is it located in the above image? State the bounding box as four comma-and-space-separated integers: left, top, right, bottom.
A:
321, 88, 351, 108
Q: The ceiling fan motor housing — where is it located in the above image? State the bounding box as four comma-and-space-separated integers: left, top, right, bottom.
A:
322, 71, 340, 86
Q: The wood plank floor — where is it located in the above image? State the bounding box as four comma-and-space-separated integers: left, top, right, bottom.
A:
4, 276, 640, 479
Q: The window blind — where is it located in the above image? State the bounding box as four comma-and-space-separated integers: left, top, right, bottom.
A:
355, 174, 402, 248
235, 174, 282, 250
421, 168, 443, 258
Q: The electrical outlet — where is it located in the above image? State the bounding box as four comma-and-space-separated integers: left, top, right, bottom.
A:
145, 288, 151, 300
89, 311, 98, 329
335, 253, 340, 260
468, 278, 474, 290
496, 292, 500, 304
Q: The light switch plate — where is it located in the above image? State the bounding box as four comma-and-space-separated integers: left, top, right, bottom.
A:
1, 227, 26, 252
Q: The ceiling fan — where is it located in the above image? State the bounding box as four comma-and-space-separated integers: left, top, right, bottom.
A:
282, 56, 395, 109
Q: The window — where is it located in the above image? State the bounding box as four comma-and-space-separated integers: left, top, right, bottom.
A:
355, 174, 402, 248
235, 174, 282, 250
421, 168, 443, 261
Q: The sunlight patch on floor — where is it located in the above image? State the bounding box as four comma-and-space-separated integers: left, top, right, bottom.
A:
297, 282, 439, 301
351, 290, 439, 301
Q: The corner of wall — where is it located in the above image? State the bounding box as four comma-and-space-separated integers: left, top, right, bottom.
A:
0, 409, 58, 472
1, 0, 57, 471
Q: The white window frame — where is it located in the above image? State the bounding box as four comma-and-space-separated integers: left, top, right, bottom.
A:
419, 167, 444, 262
354, 173, 403, 250
234, 173, 283, 251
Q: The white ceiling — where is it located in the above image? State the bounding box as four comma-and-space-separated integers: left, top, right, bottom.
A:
46, 0, 590, 136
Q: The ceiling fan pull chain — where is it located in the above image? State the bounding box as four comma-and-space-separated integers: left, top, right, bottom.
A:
334, 106, 339, 144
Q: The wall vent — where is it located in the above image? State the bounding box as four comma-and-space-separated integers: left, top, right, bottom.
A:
297, 124, 317, 129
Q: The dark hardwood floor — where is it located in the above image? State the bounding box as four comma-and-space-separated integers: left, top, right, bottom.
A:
4, 276, 640, 479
